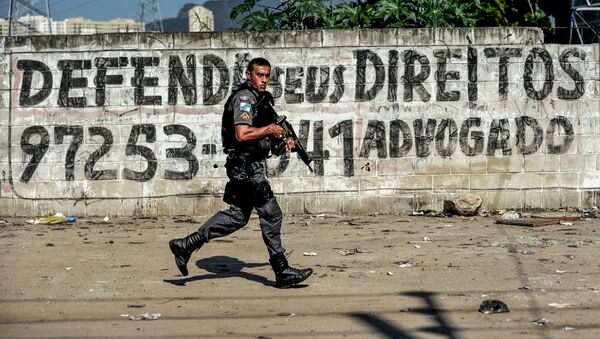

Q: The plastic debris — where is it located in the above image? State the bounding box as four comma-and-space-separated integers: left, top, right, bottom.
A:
103, 216, 110, 223
555, 270, 566, 274
303, 252, 318, 256
500, 211, 520, 219
26, 214, 76, 225
414, 245, 421, 249
423, 236, 431, 242
562, 326, 575, 331
395, 261, 412, 268
387, 272, 394, 275
532, 318, 553, 326
127, 312, 161, 320
478, 300, 510, 314
0, 219, 8, 224
521, 249, 535, 255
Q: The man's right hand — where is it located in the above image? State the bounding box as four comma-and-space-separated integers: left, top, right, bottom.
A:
269, 123, 285, 139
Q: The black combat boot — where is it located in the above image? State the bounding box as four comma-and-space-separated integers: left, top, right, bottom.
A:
169, 232, 204, 276
269, 253, 313, 288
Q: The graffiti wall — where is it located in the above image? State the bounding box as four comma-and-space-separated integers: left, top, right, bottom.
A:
1, 28, 599, 216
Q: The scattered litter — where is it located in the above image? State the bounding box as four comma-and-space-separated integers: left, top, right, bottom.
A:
277, 312, 295, 317
562, 326, 575, 331
127, 312, 161, 320
555, 270, 566, 274
444, 224, 453, 227
303, 252, 318, 256
548, 303, 575, 308
414, 245, 421, 249
519, 286, 532, 290
411, 211, 424, 216
478, 300, 510, 314
395, 261, 412, 268
26, 214, 76, 225
0, 219, 8, 224
387, 272, 394, 276
103, 216, 110, 223
560, 221, 573, 226
509, 248, 535, 255
587, 287, 599, 293
500, 211, 520, 219
532, 318, 553, 326
65, 267, 72, 270
127, 304, 146, 308
564, 254, 575, 260
337, 247, 370, 256
423, 236, 431, 242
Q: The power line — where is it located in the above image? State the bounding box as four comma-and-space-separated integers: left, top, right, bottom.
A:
51, 0, 96, 17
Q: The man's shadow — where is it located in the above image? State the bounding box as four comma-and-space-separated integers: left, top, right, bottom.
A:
164, 255, 274, 287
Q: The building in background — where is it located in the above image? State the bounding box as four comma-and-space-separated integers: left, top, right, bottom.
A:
63, 17, 143, 35
202, 0, 242, 32
0, 14, 60, 35
188, 5, 214, 32
0, 19, 8, 36
0, 15, 143, 35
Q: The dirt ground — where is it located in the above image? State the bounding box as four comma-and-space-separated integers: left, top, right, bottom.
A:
0, 210, 599, 339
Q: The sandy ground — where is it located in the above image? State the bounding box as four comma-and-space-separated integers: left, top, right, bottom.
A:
0, 211, 599, 339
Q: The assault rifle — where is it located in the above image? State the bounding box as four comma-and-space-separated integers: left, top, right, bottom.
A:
256, 95, 314, 173
272, 115, 314, 173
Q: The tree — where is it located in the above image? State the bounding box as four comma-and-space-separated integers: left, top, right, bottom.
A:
231, 0, 550, 31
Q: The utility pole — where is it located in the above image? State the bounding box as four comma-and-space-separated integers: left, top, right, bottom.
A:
138, 0, 164, 32
8, 0, 53, 36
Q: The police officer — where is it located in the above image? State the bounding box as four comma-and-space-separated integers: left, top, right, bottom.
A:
169, 58, 313, 288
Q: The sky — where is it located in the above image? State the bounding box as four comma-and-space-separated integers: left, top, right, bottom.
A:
0, 0, 206, 21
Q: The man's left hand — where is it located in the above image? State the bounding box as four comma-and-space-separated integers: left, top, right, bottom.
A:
285, 137, 295, 152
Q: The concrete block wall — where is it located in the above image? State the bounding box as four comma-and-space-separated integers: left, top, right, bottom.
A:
1, 28, 599, 217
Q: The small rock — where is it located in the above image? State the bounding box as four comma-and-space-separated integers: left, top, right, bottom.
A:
443, 193, 483, 216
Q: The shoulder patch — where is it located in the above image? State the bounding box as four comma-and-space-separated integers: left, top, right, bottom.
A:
240, 102, 253, 113
239, 112, 250, 120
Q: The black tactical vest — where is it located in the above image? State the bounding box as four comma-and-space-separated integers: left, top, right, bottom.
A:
221, 82, 274, 157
